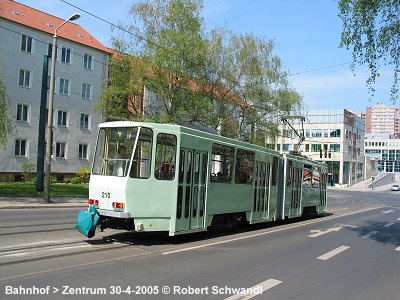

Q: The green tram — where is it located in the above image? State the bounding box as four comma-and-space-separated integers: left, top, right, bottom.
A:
88, 121, 327, 237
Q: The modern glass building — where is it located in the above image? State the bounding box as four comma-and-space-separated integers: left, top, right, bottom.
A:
365, 133, 400, 173
273, 109, 365, 187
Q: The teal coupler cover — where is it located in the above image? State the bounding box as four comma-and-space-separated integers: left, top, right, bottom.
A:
75, 205, 100, 238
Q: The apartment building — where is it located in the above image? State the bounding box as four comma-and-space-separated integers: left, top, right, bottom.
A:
365, 103, 400, 135
0, 0, 110, 180
274, 109, 365, 187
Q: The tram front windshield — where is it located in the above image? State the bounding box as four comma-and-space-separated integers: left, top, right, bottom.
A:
92, 127, 152, 178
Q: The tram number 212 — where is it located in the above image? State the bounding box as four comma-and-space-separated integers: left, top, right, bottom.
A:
102, 192, 111, 198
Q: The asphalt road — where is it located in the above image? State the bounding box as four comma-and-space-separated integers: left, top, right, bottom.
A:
0, 188, 399, 300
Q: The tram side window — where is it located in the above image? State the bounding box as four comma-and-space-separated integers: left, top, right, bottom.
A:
210, 144, 234, 183
312, 167, 320, 188
286, 160, 293, 187
235, 149, 255, 184
155, 133, 177, 180
129, 128, 153, 179
271, 156, 278, 186
303, 165, 312, 188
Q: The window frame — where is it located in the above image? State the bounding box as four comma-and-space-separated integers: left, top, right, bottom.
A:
83, 53, 93, 70
80, 113, 90, 130
57, 110, 68, 127
78, 144, 88, 160
18, 68, 32, 88
59, 78, 70, 95
20, 34, 33, 54
16, 103, 29, 123
55, 142, 67, 159
14, 139, 27, 157
61, 46, 72, 64
81, 83, 92, 100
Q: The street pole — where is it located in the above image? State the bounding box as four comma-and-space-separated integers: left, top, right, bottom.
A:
36, 55, 49, 192
44, 13, 80, 203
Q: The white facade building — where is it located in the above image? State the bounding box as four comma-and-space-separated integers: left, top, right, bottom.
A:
365, 133, 400, 173
273, 109, 365, 187
0, 0, 109, 180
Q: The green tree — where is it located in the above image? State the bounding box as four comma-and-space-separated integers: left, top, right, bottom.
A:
205, 29, 302, 143
126, 0, 208, 124
103, 0, 302, 145
338, 0, 400, 101
0, 75, 13, 147
98, 54, 144, 121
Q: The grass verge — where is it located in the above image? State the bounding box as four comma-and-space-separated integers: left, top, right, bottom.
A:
0, 182, 88, 197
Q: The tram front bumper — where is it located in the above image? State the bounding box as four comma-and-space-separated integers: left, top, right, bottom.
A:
97, 209, 131, 219
97, 209, 135, 232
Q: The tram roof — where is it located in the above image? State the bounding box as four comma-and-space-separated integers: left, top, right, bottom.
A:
98, 121, 326, 166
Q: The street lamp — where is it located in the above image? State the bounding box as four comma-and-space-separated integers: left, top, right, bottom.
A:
44, 13, 80, 203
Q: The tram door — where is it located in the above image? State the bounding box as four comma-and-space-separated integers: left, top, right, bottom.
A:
176, 148, 208, 232
288, 166, 302, 217
251, 161, 270, 222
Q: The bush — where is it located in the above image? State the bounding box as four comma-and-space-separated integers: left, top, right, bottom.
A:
22, 161, 35, 182
63, 177, 71, 184
50, 176, 57, 184
76, 165, 90, 184
70, 177, 82, 184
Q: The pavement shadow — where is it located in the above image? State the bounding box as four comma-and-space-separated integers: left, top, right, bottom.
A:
87, 213, 331, 247
348, 220, 400, 247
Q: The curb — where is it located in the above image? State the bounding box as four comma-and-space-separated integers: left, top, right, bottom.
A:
0, 204, 87, 209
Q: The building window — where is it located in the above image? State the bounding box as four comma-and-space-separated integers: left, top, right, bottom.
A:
18, 69, 31, 88
61, 47, 71, 64
312, 129, 322, 138
330, 129, 341, 138
83, 53, 93, 70
59, 78, 70, 95
16, 104, 29, 122
79, 144, 88, 159
15, 139, 27, 157
81, 83, 92, 99
47, 43, 52, 58
57, 110, 68, 127
55, 142, 66, 158
311, 144, 321, 152
80, 113, 90, 129
20, 34, 33, 53
47, 43, 57, 60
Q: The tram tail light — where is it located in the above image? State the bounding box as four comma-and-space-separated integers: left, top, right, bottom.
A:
112, 202, 124, 209
88, 199, 99, 206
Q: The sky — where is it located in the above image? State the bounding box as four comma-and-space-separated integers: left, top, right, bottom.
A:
15, 0, 396, 113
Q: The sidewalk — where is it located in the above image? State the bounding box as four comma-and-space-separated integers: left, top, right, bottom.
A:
0, 196, 87, 209
328, 181, 396, 192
